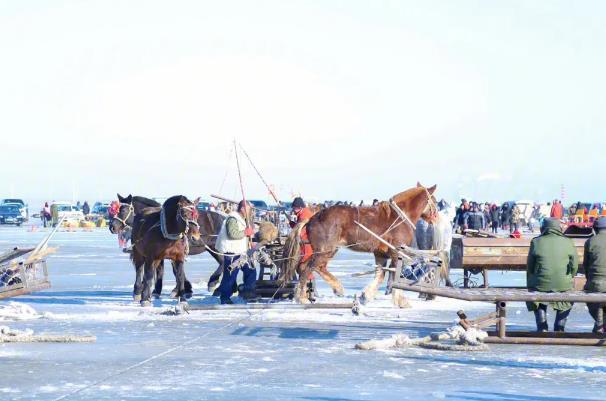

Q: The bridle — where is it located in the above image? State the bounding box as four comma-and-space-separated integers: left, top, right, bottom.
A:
160, 203, 199, 240
386, 188, 437, 233
112, 202, 135, 231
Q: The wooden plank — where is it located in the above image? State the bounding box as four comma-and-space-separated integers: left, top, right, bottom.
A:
0, 247, 35, 265
185, 303, 353, 311
391, 283, 606, 303
484, 335, 606, 346
0, 282, 51, 300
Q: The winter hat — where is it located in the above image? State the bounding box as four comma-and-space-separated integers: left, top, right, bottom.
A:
292, 197, 306, 208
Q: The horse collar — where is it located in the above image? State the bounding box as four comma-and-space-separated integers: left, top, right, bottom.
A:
160, 206, 185, 240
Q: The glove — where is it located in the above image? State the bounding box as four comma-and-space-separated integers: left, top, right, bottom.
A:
244, 227, 254, 237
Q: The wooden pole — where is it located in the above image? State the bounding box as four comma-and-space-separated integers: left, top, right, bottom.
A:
353, 221, 413, 263
185, 303, 354, 311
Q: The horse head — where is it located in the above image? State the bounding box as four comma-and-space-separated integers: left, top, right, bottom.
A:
417, 182, 439, 225
390, 183, 439, 225
109, 193, 134, 235
163, 195, 201, 241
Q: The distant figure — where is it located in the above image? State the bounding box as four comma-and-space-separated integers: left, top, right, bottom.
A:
510, 204, 521, 233
372, 199, 379, 207
584, 217, 606, 334
489, 204, 500, 234
359, 200, 364, 207
76, 201, 81, 210
41, 202, 51, 227
526, 218, 578, 332
550, 199, 564, 219
82, 201, 90, 216
464, 204, 484, 231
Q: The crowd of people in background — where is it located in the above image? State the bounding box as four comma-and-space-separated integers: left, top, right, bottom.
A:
452, 199, 606, 236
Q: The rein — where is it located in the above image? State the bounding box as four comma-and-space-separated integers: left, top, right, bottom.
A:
160, 204, 199, 241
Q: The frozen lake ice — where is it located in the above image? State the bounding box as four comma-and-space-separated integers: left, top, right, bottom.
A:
0, 224, 605, 401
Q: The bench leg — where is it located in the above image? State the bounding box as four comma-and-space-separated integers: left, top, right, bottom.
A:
496, 301, 507, 338
482, 269, 488, 288
463, 269, 469, 288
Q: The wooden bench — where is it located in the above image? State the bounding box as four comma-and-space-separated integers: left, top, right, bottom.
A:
391, 282, 606, 346
450, 236, 587, 288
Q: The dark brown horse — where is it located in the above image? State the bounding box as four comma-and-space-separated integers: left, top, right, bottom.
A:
291, 183, 438, 306
132, 195, 201, 305
111, 194, 226, 300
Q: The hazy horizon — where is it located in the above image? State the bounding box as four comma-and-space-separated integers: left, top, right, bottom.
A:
2, 1, 605, 206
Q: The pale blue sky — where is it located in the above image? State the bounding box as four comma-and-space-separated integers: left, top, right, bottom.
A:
1, 1, 605, 206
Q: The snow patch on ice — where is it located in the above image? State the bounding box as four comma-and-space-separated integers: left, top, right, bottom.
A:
0, 302, 41, 321
383, 370, 404, 379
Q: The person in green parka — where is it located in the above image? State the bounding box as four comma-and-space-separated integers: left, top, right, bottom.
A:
584, 217, 606, 334
526, 218, 579, 332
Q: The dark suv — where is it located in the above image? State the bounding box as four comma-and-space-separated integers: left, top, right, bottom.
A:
0, 204, 26, 226
0, 199, 28, 221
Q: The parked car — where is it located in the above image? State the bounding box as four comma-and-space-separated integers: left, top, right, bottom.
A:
91, 203, 111, 220
1, 198, 28, 221
0, 204, 26, 226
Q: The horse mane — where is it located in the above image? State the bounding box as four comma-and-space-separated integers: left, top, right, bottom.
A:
390, 187, 425, 204
377, 201, 392, 219
132, 196, 160, 208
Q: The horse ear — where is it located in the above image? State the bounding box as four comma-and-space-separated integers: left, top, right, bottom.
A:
117, 193, 124, 202
193, 197, 200, 206
428, 184, 437, 194
125, 194, 133, 203
417, 181, 422, 187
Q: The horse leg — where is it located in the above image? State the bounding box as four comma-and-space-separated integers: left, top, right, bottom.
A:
132, 252, 145, 302
360, 256, 388, 305
207, 264, 224, 294
152, 260, 164, 299
316, 264, 344, 297
141, 259, 159, 306
173, 259, 187, 303
295, 258, 312, 304
169, 260, 193, 299
390, 257, 411, 308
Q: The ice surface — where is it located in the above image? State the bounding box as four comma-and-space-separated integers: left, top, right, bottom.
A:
0, 225, 604, 401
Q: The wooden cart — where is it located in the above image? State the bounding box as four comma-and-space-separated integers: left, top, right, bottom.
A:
450, 235, 587, 288
0, 247, 51, 299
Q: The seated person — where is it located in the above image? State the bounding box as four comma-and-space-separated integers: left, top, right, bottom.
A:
584, 217, 606, 333
526, 218, 578, 332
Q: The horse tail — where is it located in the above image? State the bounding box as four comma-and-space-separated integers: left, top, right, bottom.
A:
278, 222, 304, 284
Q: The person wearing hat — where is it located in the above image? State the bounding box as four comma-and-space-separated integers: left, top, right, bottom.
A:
526, 218, 579, 332
216, 200, 255, 304
290, 197, 314, 264
584, 217, 606, 333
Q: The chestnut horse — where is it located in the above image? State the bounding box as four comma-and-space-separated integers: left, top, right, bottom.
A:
292, 184, 438, 306
132, 195, 201, 305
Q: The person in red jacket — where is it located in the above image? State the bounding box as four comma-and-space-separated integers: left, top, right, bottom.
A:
290, 197, 314, 263
550, 199, 564, 219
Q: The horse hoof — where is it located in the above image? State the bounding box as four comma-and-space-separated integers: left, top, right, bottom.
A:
333, 288, 345, 297
170, 290, 178, 299
184, 291, 193, 300
133, 294, 142, 302
140, 300, 152, 307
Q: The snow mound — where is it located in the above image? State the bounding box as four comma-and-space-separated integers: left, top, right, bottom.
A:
0, 302, 41, 321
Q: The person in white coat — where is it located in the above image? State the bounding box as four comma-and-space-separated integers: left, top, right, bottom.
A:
216, 200, 255, 304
